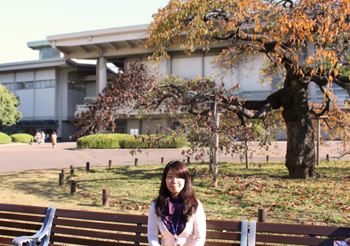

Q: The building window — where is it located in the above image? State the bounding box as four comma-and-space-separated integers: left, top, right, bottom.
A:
16, 81, 34, 90
1, 83, 15, 91
68, 80, 86, 92
35, 80, 55, 89
312, 83, 350, 107
130, 129, 139, 135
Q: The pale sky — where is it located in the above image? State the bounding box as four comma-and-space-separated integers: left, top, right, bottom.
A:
0, 0, 170, 64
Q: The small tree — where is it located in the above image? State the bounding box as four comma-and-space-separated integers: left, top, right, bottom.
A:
0, 84, 22, 128
74, 63, 157, 138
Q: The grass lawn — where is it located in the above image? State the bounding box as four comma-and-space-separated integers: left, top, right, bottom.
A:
0, 160, 349, 226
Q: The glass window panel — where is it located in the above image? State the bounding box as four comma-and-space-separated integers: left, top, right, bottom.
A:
17, 81, 33, 89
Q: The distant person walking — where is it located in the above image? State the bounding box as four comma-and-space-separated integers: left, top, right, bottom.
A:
51, 132, 57, 148
34, 132, 42, 144
41, 131, 45, 144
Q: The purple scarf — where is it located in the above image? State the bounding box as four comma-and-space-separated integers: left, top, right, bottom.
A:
162, 196, 186, 236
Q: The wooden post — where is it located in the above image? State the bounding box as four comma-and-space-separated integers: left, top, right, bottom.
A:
109, 160, 112, 168
187, 156, 191, 164
316, 117, 320, 166
135, 158, 138, 166
102, 189, 110, 207
86, 162, 90, 171
70, 180, 77, 194
266, 155, 269, 162
326, 154, 329, 162
59, 173, 64, 186
161, 157, 164, 164
70, 165, 74, 174
258, 207, 267, 222
245, 140, 249, 169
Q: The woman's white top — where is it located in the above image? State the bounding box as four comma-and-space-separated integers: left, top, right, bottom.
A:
147, 200, 206, 246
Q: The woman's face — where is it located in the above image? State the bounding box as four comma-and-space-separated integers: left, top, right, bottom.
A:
166, 168, 185, 197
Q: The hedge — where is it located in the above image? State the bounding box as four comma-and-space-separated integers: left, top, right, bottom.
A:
10, 133, 34, 143
120, 135, 187, 148
0, 132, 11, 144
77, 133, 188, 149
77, 134, 121, 149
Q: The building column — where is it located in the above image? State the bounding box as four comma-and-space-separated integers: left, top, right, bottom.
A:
96, 57, 107, 95
55, 68, 68, 139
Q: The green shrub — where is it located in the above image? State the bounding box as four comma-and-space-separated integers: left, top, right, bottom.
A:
0, 132, 11, 144
120, 137, 149, 148
77, 133, 188, 149
109, 133, 135, 144
10, 133, 34, 143
77, 134, 120, 149
163, 135, 188, 148
120, 134, 188, 148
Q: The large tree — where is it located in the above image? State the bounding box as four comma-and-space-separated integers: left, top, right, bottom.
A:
147, 0, 350, 179
0, 84, 22, 128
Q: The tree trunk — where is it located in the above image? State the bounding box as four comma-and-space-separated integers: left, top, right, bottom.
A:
282, 74, 315, 179
212, 99, 219, 187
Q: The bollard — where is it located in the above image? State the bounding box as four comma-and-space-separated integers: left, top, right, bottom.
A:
187, 157, 191, 164
161, 157, 164, 164
86, 162, 90, 171
70, 165, 74, 174
109, 160, 112, 168
135, 158, 138, 166
59, 173, 64, 186
258, 207, 267, 222
102, 189, 110, 207
70, 180, 77, 194
326, 154, 329, 162
266, 155, 269, 162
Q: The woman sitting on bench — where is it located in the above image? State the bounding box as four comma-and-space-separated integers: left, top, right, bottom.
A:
147, 160, 206, 246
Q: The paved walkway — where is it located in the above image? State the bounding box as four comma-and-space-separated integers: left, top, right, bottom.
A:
0, 141, 349, 173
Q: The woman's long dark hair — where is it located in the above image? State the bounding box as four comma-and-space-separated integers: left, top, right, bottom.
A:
155, 160, 198, 222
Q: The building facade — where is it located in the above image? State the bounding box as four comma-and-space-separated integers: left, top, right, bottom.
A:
0, 24, 348, 140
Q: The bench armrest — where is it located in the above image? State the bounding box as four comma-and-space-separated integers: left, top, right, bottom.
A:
12, 206, 56, 246
248, 220, 256, 246
241, 220, 248, 246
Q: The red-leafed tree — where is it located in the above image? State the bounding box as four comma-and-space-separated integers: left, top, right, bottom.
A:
146, 0, 350, 179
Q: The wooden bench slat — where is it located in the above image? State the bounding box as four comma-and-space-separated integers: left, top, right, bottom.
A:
50, 235, 148, 246
0, 220, 42, 231
0, 203, 47, 214
52, 227, 148, 243
206, 231, 241, 240
0, 212, 45, 223
256, 222, 350, 237
0, 229, 30, 239
206, 220, 241, 230
52, 217, 147, 233
55, 209, 147, 224
0, 236, 13, 245
255, 244, 280, 246
255, 234, 335, 245
205, 242, 241, 246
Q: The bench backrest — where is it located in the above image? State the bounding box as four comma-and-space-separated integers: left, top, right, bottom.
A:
254, 221, 350, 246
51, 208, 148, 245
51, 208, 245, 246
0, 203, 49, 245
4, 203, 349, 246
